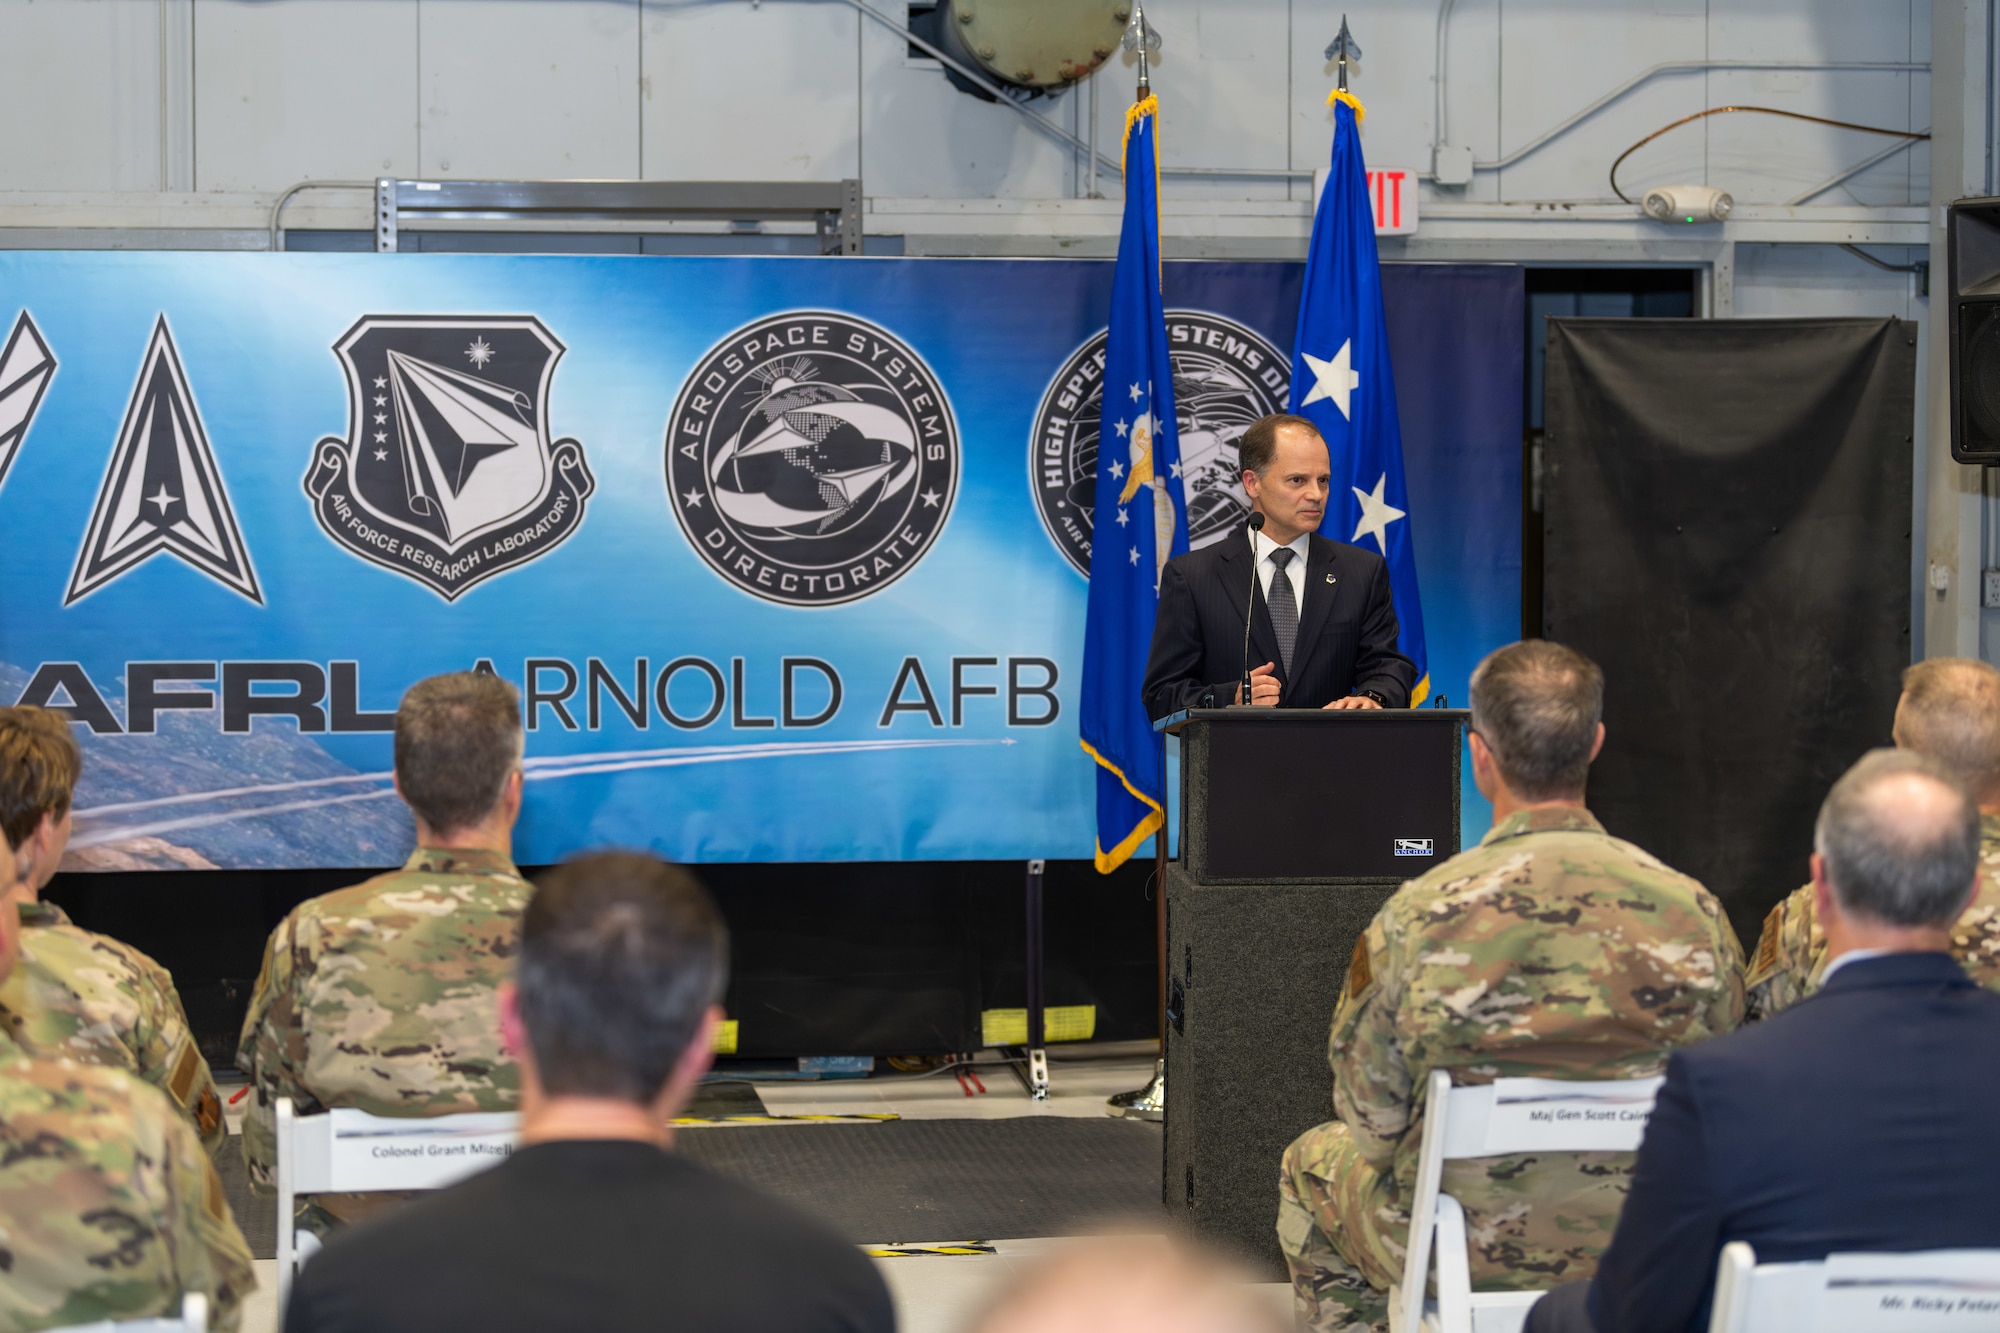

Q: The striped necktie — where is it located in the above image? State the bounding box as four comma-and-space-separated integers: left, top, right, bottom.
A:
1267, 547, 1298, 677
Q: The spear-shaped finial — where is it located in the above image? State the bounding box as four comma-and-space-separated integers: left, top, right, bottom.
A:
1122, 2, 1162, 99
1325, 14, 1361, 93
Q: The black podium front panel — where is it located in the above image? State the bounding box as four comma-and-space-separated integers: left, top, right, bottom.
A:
1181, 711, 1466, 882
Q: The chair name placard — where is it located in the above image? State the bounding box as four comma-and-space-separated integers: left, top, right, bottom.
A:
1820, 1251, 2000, 1332
1471, 1076, 1663, 1155
324, 1108, 518, 1192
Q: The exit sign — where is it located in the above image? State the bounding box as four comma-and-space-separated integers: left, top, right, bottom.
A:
1312, 167, 1419, 235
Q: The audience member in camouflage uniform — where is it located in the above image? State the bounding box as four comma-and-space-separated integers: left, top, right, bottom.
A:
1278, 642, 1746, 1333
238, 671, 532, 1207
1747, 657, 2000, 1017
0, 705, 224, 1151
0, 820, 255, 1332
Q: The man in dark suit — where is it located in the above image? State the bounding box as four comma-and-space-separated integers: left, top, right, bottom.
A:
1527, 748, 2000, 1333
284, 852, 893, 1333
1142, 413, 1416, 719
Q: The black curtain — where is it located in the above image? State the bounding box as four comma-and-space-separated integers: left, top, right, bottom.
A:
1542, 317, 1916, 947
46, 857, 1159, 1067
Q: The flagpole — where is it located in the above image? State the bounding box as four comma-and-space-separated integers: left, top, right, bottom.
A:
1135, 2, 1164, 1076
1103, 0, 1171, 1123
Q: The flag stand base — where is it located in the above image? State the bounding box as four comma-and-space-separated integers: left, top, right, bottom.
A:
1106, 1058, 1165, 1121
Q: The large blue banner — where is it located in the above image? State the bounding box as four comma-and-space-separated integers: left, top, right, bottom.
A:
0, 254, 1519, 871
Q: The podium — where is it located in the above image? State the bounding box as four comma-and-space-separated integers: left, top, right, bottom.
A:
1158, 707, 1470, 1277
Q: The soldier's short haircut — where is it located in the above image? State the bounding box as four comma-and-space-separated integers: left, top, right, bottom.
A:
1895, 657, 2000, 803
0, 705, 83, 851
1816, 749, 1980, 929
517, 852, 729, 1102
1468, 640, 1604, 801
1238, 413, 1323, 479
393, 671, 524, 836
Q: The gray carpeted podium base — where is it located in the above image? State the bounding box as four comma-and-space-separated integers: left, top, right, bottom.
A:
1163, 863, 1399, 1279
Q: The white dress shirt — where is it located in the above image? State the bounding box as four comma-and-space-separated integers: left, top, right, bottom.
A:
1818, 946, 1895, 986
1251, 527, 1311, 617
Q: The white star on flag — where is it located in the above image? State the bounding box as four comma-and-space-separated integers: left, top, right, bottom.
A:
1109, 458, 1125, 480
1350, 473, 1405, 554
1129, 382, 1143, 402
1116, 506, 1130, 527
1129, 546, 1141, 565
1302, 340, 1362, 420
1114, 419, 1129, 438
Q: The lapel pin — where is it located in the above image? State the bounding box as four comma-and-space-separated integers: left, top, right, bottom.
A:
1325, 573, 1337, 584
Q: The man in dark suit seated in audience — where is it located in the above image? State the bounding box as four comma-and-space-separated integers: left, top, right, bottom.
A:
1527, 748, 2000, 1333
282, 851, 893, 1333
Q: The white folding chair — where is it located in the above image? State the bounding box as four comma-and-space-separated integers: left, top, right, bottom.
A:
48, 1292, 208, 1332
275, 1096, 519, 1307
1391, 1069, 1663, 1333
1707, 1240, 2000, 1333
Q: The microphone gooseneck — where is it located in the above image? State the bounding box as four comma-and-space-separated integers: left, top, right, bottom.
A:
1240, 512, 1265, 706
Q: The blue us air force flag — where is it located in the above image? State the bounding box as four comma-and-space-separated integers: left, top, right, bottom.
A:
1080, 95, 1188, 873
1289, 94, 1429, 705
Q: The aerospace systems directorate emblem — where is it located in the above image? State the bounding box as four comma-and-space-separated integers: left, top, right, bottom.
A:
665, 311, 958, 606
1030, 310, 1289, 576
304, 316, 594, 601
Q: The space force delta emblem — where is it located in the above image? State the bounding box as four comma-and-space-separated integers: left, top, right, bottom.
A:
666, 311, 958, 607
305, 316, 594, 600
68, 316, 261, 605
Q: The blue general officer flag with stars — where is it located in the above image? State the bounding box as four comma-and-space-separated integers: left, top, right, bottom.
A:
1289, 94, 1430, 705
1080, 93, 1188, 873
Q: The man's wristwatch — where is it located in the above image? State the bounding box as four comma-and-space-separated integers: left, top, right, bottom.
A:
1358, 688, 1389, 707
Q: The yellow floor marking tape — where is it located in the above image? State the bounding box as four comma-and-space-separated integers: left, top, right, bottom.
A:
668, 1104, 904, 1112
864, 1242, 998, 1258
672, 1113, 901, 1126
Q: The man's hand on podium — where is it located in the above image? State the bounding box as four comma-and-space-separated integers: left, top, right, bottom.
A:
1324, 694, 1383, 710
1235, 662, 1282, 706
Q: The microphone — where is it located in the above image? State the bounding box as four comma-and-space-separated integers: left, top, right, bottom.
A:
1239, 511, 1264, 706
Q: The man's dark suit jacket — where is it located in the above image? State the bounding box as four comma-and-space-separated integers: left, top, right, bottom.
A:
1578, 953, 2000, 1333
283, 1140, 893, 1333
1142, 529, 1417, 719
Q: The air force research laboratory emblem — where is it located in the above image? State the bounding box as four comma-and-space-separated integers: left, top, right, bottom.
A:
1030, 310, 1288, 576
666, 311, 958, 607
304, 315, 594, 601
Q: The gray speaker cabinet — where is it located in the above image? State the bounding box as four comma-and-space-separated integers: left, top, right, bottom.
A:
1158, 708, 1468, 1278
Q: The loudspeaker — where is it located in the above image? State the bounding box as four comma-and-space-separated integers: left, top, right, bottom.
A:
1162, 864, 1399, 1279
1950, 196, 2000, 463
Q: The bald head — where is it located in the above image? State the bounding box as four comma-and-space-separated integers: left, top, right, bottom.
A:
970, 1236, 1287, 1333
1815, 749, 1980, 929
1894, 658, 2000, 805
